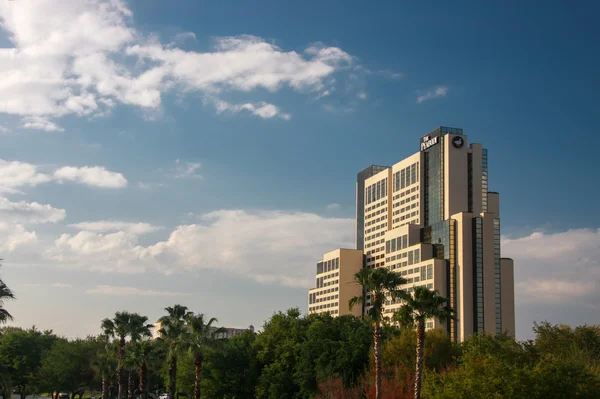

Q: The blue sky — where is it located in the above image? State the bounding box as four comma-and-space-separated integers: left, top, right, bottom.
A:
0, 0, 598, 339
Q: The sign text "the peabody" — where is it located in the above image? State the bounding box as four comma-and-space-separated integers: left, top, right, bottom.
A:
421, 136, 438, 151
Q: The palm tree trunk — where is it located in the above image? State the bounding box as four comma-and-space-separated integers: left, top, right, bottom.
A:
374, 322, 382, 399
101, 375, 107, 399
193, 353, 203, 399
139, 362, 147, 399
128, 371, 134, 399
169, 355, 177, 399
414, 321, 425, 399
117, 337, 126, 399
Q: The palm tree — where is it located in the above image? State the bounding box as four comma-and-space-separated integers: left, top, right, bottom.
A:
393, 286, 454, 399
101, 312, 133, 399
0, 261, 15, 324
349, 267, 407, 399
184, 313, 219, 399
158, 305, 193, 399
125, 340, 155, 399
127, 315, 152, 399
93, 346, 117, 399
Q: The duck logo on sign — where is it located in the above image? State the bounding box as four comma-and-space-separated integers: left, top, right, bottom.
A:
421, 135, 439, 151
452, 136, 464, 148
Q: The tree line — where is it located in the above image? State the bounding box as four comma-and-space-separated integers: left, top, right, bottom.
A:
1, 267, 600, 398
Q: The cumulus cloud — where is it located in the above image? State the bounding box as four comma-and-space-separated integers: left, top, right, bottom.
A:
70, 220, 161, 235
326, 203, 340, 210
0, 125, 9, 134
0, 0, 358, 125
0, 223, 37, 252
208, 98, 291, 120
86, 285, 189, 297
416, 86, 448, 103
0, 197, 66, 224
54, 166, 128, 188
0, 159, 127, 190
0, 159, 52, 190
21, 116, 64, 132
503, 228, 600, 304
43, 209, 354, 287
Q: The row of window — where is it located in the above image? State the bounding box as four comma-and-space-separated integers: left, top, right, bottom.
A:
386, 248, 421, 264
365, 214, 387, 227
309, 294, 339, 304
365, 202, 387, 220
393, 218, 419, 226
313, 301, 339, 309
315, 277, 339, 289
366, 178, 388, 205
309, 288, 339, 304
365, 198, 387, 213
309, 308, 339, 315
393, 163, 419, 192
365, 222, 387, 234
393, 203, 418, 215
317, 257, 339, 274
386, 235, 408, 254
393, 186, 418, 201
393, 194, 419, 208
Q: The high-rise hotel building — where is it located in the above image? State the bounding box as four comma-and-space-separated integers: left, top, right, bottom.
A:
308, 127, 515, 342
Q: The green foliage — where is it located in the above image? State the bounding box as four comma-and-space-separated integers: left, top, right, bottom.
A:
201, 331, 260, 399
422, 327, 600, 399
0, 326, 57, 397
382, 328, 458, 374
37, 337, 103, 396
349, 267, 406, 323
295, 314, 372, 398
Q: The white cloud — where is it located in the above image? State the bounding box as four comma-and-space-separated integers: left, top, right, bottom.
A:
21, 116, 64, 132
0, 125, 9, 134
0, 223, 37, 252
503, 228, 600, 304
0, 197, 66, 224
54, 166, 128, 188
208, 98, 291, 120
416, 86, 448, 103
70, 220, 161, 235
326, 203, 340, 210
51, 282, 72, 288
357, 91, 367, 100
86, 285, 189, 297
0, 1, 356, 123
165, 159, 202, 180
43, 209, 353, 287
0, 159, 127, 191
0, 159, 52, 190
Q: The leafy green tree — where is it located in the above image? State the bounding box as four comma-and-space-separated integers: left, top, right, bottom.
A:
253, 308, 310, 398
382, 327, 458, 383
184, 313, 218, 399
158, 305, 193, 399
201, 330, 259, 399
393, 287, 454, 399
0, 326, 57, 399
295, 314, 372, 397
38, 337, 102, 399
348, 267, 406, 399
422, 333, 533, 399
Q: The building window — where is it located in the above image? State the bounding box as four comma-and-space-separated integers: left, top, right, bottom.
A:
408, 251, 414, 265
415, 249, 420, 263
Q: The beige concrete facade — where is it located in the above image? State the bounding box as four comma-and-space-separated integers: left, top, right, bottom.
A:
308, 248, 363, 317
308, 126, 515, 340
